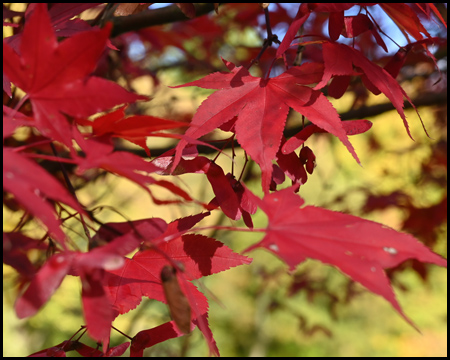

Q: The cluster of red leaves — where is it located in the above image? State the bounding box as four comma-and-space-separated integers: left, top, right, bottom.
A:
3, 3, 447, 357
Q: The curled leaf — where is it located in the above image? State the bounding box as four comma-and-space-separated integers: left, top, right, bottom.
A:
161, 265, 192, 334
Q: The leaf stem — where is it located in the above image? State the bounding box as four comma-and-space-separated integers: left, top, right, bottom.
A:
366, 8, 402, 49
69, 326, 87, 343
111, 326, 133, 340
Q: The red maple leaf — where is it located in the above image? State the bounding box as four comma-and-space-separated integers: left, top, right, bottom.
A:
130, 322, 184, 357
104, 235, 241, 355
379, 3, 431, 42
3, 232, 47, 283
3, 106, 34, 139
104, 234, 250, 312
314, 42, 428, 139
383, 38, 442, 80
15, 233, 141, 347
244, 187, 447, 329
172, 59, 359, 192
3, 4, 147, 147
3, 148, 83, 243
277, 3, 355, 58
102, 214, 251, 355
340, 13, 388, 52
4, 3, 102, 51
153, 155, 257, 225
76, 105, 189, 156
27, 339, 126, 357
72, 128, 193, 205
282, 119, 372, 154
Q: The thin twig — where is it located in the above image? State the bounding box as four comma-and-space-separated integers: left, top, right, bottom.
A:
50, 143, 91, 241
247, 7, 280, 71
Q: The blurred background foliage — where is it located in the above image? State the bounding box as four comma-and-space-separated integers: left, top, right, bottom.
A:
3, 3, 447, 357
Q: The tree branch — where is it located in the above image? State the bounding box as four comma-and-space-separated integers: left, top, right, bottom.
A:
110, 3, 217, 38
25, 91, 446, 176
339, 91, 446, 121
115, 91, 447, 158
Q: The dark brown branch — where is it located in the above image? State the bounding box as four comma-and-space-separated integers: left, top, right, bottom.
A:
339, 91, 446, 121
30, 90, 446, 180
115, 91, 447, 158
22, 91, 446, 170
110, 3, 217, 38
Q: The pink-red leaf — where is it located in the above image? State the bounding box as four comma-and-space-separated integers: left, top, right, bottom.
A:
154, 155, 257, 224
15, 233, 139, 339
130, 322, 184, 356
6, 4, 101, 50
383, 38, 443, 79
380, 3, 431, 42
278, 3, 355, 57
91, 217, 168, 248
166, 211, 211, 234
315, 42, 420, 139
276, 138, 308, 188
244, 188, 447, 329
3, 4, 147, 147
27, 340, 103, 357
80, 106, 189, 156
173, 60, 358, 192
73, 129, 192, 204
104, 234, 251, 316
328, 10, 345, 41
3, 106, 34, 139
15, 252, 76, 318
157, 156, 241, 219
4, 148, 82, 243
105, 342, 130, 357
423, 3, 447, 28
276, 3, 311, 57
103, 228, 250, 355
81, 271, 113, 348
3, 232, 47, 281
283, 120, 372, 154
341, 13, 388, 52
